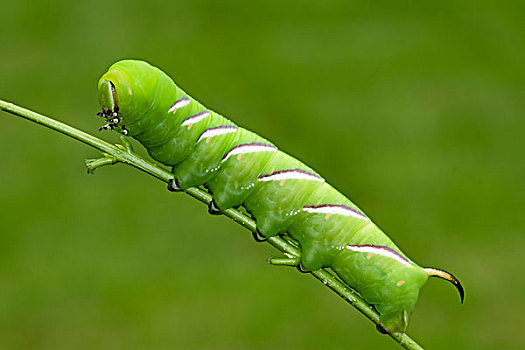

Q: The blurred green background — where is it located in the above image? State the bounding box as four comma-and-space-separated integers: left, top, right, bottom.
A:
1, 1, 524, 349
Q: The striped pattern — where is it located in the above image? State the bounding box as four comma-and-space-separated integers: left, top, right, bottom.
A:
197, 125, 238, 143
302, 204, 368, 220
181, 111, 210, 126
168, 97, 191, 113
258, 169, 323, 182
222, 143, 277, 162
346, 245, 411, 266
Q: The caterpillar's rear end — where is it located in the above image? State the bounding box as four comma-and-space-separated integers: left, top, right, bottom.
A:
97, 59, 463, 334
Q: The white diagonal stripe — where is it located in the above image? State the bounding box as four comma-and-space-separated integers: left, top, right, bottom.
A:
181, 111, 210, 126
222, 143, 277, 162
197, 126, 238, 143
346, 245, 411, 266
168, 97, 191, 113
258, 169, 323, 182
302, 205, 368, 220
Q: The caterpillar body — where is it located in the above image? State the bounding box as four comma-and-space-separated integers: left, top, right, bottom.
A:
97, 60, 463, 334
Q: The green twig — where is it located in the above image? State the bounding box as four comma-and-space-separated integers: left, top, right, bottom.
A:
0, 99, 424, 350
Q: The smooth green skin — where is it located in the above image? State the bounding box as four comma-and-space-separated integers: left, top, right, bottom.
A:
173, 117, 236, 188
98, 60, 429, 333
243, 152, 319, 237
204, 128, 275, 209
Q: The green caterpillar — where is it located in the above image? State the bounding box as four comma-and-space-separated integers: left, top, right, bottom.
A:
97, 59, 463, 334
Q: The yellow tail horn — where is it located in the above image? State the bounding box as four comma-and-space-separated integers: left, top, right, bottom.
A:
424, 267, 464, 303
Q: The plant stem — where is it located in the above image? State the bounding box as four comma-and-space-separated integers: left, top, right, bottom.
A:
1, 99, 424, 350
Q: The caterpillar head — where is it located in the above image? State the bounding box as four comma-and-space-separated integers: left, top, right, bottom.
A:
97, 79, 124, 133
97, 60, 176, 138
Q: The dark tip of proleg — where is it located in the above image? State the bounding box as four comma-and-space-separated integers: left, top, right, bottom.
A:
376, 324, 390, 335
296, 264, 309, 274
167, 178, 182, 192
252, 228, 268, 242
252, 231, 261, 242
208, 200, 222, 215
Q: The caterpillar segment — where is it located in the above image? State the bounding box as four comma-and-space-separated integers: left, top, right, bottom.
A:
173, 124, 239, 190
97, 60, 463, 334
